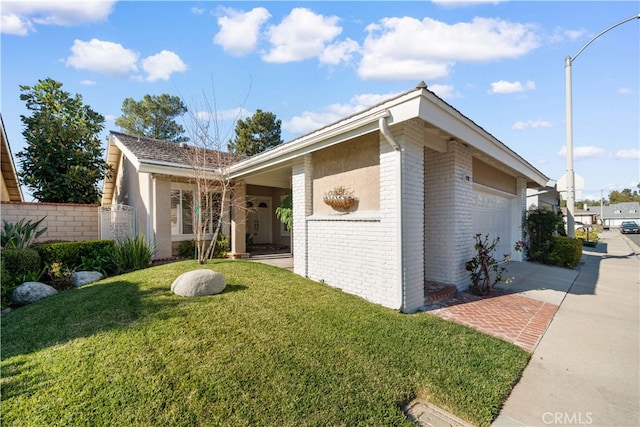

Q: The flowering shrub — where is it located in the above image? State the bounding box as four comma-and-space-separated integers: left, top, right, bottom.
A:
465, 234, 508, 295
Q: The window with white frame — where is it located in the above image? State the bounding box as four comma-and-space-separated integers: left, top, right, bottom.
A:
171, 183, 222, 238
171, 188, 194, 235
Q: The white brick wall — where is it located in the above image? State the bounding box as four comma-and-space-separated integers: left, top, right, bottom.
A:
424, 140, 473, 290
304, 136, 401, 309
292, 155, 313, 276
398, 119, 426, 312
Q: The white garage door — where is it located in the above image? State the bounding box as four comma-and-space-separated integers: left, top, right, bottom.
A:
472, 189, 513, 259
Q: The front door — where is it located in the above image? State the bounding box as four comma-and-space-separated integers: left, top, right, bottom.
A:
247, 196, 272, 245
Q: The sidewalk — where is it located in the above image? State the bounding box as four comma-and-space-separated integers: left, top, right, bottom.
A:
494, 230, 640, 427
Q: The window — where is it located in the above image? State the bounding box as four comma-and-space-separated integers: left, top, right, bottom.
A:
615, 209, 622, 214
171, 184, 222, 237
630, 209, 637, 214
171, 189, 193, 235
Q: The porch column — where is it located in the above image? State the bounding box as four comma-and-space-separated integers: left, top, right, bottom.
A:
230, 181, 248, 258
292, 155, 312, 276
153, 174, 172, 259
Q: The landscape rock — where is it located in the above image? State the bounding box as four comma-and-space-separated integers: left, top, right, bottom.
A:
171, 269, 226, 297
72, 271, 104, 287
11, 282, 58, 305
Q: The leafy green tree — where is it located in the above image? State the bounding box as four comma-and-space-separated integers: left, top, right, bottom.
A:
116, 94, 188, 142
609, 188, 640, 204
17, 78, 110, 204
228, 109, 283, 156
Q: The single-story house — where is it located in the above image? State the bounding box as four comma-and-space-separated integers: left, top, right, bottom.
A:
1, 113, 24, 202
562, 205, 597, 227
103, 82, 550, 312
527, 183, 560, 212
600, 202, 640, 228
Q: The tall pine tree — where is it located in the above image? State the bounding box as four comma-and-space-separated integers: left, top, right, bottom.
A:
228, 109, 283, 156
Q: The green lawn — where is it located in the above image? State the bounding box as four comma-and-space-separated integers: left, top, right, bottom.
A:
1, 260, 529, 426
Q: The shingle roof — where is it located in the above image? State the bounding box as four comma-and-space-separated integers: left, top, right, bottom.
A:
110, 131, 237, 167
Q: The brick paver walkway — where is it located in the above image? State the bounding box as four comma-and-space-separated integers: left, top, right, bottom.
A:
425, 291, 559, 352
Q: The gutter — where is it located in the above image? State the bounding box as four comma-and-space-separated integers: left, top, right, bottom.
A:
378, 115, 405, 312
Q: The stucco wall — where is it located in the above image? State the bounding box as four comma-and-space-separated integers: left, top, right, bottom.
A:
0, 176, 10, 202
312, 134, 380, 215
154, 175, 172, 259
473, 158, 516, 194
1, 201, 99, 243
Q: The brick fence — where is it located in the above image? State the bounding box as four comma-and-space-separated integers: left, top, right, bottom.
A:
1, 201, 99, 243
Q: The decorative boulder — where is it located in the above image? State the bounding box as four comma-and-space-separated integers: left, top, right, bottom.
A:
171, 269, 226, 297
72, 271, 104, 287
12, 282, 58, 305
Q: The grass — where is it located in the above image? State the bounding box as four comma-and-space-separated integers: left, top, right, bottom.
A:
1, 260, 530, 426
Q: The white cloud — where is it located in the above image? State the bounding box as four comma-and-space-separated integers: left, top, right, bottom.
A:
214, 7, 271, 56
66, 39, 139, 76
141, 50, 187, 82
263, 8, 343, 63
191, 7, 205, 16
195, 107, 250, 123
104, 114, 116, 123
557, 145, 608, 160
615, 149, 640, 160
319, 38, 360, 65
618, 87, 634, 95
550, 27, 586, 43
431, 0, 507, 7
429, 84, 460, 100
80, 80, 96, 86
359, 16, 539, 81
1, 13, 34, 35
512, 120, 552, 130
488, 80, 535, 94
1, 1, 116, 35
283, 91, 401, 135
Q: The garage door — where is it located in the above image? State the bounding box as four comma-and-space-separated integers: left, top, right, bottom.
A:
472, 189, 513, 258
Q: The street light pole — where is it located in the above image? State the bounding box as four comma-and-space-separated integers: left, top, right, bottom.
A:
564, 13, 640, 238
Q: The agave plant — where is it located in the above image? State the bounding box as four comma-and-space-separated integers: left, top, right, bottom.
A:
1, 217, 48, 249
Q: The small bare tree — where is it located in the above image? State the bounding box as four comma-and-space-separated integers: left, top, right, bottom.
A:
181, 90, 249, 264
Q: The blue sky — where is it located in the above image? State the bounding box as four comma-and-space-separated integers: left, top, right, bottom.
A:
2, 1, 639, 202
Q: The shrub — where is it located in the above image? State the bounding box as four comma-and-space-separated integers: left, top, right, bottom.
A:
1, 248, 42, 277
523, 207, 566, 263
112, 234, 155, 274
548, 236, 582, 268
1, 217, 48, 248
34, 240, 114, 270
181, 234, 227, 260
1, 248, 44, 308
46, 261, 75, 291
177, 240, 196, 259
575, 228, 598, 242
465, 234, 508, 295
1, 258, 13, 309
215, 233, 228, 258
79, 245, 118, 276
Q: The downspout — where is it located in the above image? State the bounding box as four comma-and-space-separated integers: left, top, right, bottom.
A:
379, 116, 405, 311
